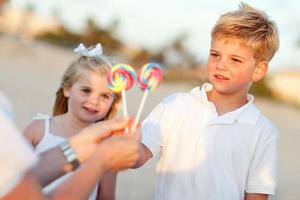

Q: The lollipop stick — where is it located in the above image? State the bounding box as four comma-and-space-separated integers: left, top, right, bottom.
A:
121, 90, 128, 117
133, 90, 149, 129
121, 90, 129, 133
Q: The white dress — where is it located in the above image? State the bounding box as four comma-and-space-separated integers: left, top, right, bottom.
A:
34, 114, 98, 200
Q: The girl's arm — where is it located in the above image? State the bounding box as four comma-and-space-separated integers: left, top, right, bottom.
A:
96, 172, 117, 200
31, 147, 68, 187
23, 120, 44, 148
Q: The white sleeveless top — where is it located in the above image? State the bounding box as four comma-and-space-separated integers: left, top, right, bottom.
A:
34, 114, 98, 200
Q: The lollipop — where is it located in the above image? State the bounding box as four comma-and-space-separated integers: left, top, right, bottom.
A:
108, 64, 136, 118
133, 63, 163, 128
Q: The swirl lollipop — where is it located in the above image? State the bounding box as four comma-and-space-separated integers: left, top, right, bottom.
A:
108, 64, 136, 118
133, 63, 163, 128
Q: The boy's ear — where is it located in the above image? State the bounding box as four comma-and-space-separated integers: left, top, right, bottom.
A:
252, 61, 268, 82
63, 87, 71, 98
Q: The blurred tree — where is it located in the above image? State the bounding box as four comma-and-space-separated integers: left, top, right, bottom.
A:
0, 0, 8, 9
81, 18, 122, 53
163, 33, 198, 69
36, 17, 122, 53
36, 25, 81, 47
34, 15, 207, 83
131, 49, 151, 68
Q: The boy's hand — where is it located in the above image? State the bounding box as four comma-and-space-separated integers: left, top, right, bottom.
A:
244, 193, 268, 200
69, 117, 131, 163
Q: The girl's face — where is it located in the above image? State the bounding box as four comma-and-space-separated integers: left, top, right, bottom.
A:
63, 68, 115, 123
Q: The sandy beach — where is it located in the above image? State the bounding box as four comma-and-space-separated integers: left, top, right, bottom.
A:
1, 35, 299, 200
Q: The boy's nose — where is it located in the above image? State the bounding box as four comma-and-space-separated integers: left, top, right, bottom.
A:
216, 59, 227, 70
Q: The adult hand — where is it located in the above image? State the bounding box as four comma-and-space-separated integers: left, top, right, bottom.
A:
69, 117, 131, 163
94, 126, 141, 172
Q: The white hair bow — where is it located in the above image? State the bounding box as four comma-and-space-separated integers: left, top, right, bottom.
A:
73, 43, 103, 57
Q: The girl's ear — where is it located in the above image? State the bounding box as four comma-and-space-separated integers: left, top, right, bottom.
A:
63, 87, 71, 98
252, 61, 268, 82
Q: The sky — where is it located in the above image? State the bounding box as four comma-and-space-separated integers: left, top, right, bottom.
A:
9, 0, 300, 70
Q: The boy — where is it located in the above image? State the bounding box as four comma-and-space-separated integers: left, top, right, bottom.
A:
135, 3, 279, 200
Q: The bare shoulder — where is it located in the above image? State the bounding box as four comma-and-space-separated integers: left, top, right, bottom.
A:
23, 119, 45, 147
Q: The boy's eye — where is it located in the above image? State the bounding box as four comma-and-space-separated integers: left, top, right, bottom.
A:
210, 52, 220, 59
210, 52, 219, 57
232, 58, 242, 63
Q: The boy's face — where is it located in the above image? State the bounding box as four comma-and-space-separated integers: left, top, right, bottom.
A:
207, 38, 267, 96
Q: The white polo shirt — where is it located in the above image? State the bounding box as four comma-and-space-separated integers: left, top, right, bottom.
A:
142, 83, 278, 200
0, 91, 38, 197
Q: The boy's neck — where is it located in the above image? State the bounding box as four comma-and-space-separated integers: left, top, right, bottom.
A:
207, 89, 249, 116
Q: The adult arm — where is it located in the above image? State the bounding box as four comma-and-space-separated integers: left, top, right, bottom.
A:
51, 127, 141, 200
1, 172, 46, 200
2, 117, 139, 200
32, 117, 132, 187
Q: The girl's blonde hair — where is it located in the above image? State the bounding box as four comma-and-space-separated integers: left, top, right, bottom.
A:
53, 49, 121, 120
211, 2, 279, 63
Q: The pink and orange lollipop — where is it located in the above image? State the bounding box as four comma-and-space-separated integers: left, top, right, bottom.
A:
108, 64, 136, 117
133, 63, 163, 128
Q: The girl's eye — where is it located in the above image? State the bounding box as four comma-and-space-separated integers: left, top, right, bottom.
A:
81, 88, 91, 93
102, 94, 112, 99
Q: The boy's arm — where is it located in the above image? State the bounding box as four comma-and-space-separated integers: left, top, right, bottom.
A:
132, 143, 153, 168
245, 126, 278, 197
244, 193, 268, 200
96, 172, 117, 200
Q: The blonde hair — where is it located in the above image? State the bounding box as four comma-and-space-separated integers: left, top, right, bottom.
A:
211, 2, 279, 63
53, 50, 121, 120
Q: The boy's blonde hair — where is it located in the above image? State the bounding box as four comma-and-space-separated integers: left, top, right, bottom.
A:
211, 2, 279, 63
53, 52, 121, 120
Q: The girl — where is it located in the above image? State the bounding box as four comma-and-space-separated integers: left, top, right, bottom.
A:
23, 43, 121, 200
